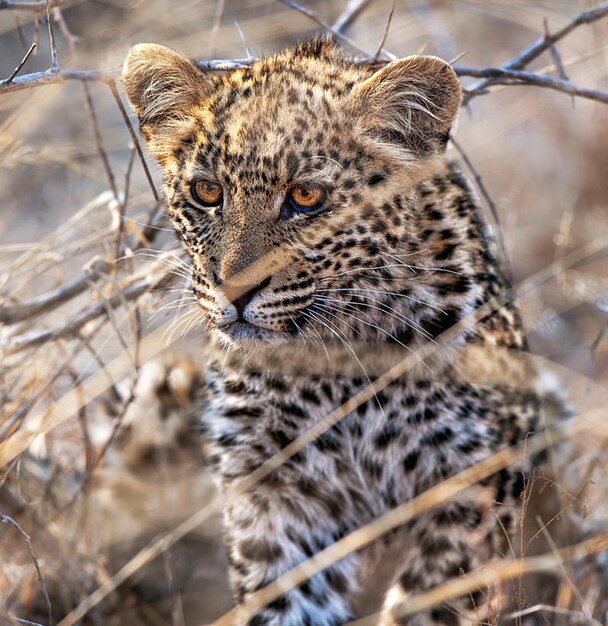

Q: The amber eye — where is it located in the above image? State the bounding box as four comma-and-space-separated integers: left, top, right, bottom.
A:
191, 180, 223, 207
290, 185, 325, 209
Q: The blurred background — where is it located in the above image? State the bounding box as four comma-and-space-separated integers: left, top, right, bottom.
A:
0, 1, 607, 624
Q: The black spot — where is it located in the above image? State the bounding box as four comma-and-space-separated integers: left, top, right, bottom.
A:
325, 568, 349, 594
430, 606, 459, 625
265, 379, 289, 395
267, 594, 291, 613
275, 402, 307, 419
399, 569, 419, 591
375, 423, 400, 448
301, 388, 321, 405
269, 429, 292, 448
314, 431, 341, 453
403, 450, 419, 472
420, 308, 460, 338
239, 539, 284, 563
362, 456, 383, 480
223, 406, 263, 418
422, 427, 454, 447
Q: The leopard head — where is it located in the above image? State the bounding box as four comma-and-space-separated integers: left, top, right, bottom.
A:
123, 38, 462, 350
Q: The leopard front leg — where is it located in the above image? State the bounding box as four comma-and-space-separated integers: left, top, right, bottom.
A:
222, 482, 364, 626
379, 489, 517, 626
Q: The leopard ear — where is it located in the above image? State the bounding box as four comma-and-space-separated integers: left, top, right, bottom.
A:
122, 43, 218, 139
351, 56, 461, 157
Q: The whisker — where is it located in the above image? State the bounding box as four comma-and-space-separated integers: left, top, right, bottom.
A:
316, 286, 447, 314
313, 300, 432, 373
384, 252, 464, 276
304, 307, 388, 419
315, 294, 435, 342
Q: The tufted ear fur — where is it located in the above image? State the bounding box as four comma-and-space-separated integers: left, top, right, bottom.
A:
122, 43, 218, 161
351, 55, 462, 158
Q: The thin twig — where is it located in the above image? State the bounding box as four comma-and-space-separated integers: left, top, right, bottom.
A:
4, 42, 36, 85
277, 0, 397, 60
106, 77, 162, 202
373, 0, 395, 62
536, 515, 590, 616
463, 1, 608, 104
45, 0, 58, 71
457, 66, 608, 105
544, 18, 569, 83
450, 136, 500, 228
0, 258, 112, 325
0, 512, 53, 626
508, 603, 605, 626
52, 6, 78, 55
332, 0, 371, 33
0, 0, 61, 10
82, 81, 119, 200
449, 136, 513, 281
14, 15, 28, 49
232, 17, 253, 59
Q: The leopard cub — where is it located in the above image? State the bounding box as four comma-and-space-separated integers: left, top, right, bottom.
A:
123, 38, 545, 625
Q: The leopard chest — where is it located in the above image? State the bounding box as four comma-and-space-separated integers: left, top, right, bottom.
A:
202, 370, 532, 511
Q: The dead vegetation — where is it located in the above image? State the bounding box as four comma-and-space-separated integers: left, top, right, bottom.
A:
1, 1, 608, 625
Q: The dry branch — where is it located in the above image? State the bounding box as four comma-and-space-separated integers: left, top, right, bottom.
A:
0, 0, 62, 11
0, 257, 112, 324
1, 1, 606, 106
0, 512, 53, 626
463, 1, 608, 103
456, 66, 608, 104
348, 536, 608, 626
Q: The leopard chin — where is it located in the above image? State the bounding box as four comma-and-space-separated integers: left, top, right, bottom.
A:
212, 320, 296, 350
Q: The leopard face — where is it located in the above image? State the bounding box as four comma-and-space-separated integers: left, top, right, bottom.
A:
123, 39, 466, 349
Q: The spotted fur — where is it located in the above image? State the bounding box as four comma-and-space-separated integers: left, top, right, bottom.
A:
123, 38, 545, 625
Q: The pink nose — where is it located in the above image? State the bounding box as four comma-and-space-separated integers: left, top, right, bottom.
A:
220, 277, 272, 318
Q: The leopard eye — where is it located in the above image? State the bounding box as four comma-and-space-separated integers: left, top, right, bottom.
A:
290, 185, 325, 209
191, 180, 223, 207
282, 185, 327, 219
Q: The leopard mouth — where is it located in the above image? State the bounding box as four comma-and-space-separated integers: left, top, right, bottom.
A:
214, 320, 293, 346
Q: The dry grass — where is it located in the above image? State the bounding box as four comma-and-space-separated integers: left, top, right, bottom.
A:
1, 1, 608, 625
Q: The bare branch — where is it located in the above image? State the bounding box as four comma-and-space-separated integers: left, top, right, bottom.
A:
0, 0, 61, 11
0, 257, 112, 325
372, 0, 395, 62
45, 0, 58, 70
463, 1, 608, 103
0, 67, 109, 94
332, 0, 371, 33
456, 66, 608, 105
105, 78, 160, 202
4, 42, 36, 85
82, 81, 119, 200
0, 512, 53, 626
4, 263, 177, 353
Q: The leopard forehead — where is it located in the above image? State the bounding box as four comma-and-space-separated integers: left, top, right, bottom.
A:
169, 60, 386, 195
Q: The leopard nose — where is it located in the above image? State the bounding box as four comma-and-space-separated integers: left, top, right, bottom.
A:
221, 276, 272, 319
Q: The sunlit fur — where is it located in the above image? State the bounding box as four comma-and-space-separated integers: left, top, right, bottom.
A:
123, 39, 554, 626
